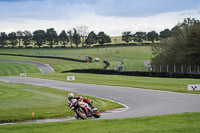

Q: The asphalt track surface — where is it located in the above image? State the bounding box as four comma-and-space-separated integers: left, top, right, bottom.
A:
0, 60, 55, 73
0, 77, 200, 124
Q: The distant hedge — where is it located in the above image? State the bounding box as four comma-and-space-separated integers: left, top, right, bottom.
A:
0, 53, 86, 62
62, 69, 200, 79
0, 42, 153, 49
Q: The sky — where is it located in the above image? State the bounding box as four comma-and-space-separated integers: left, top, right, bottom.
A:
0, 0, 200, 36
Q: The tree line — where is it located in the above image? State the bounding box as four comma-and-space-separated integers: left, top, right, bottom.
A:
0, 25, 172, 48
122, 29, 170, 44
0, 26, 111, 48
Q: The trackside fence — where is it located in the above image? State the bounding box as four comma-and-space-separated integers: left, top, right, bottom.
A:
151, 65, 200, 74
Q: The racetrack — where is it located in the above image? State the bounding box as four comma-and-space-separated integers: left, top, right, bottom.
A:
0, 77, 200, 122
0, 60, 55, 73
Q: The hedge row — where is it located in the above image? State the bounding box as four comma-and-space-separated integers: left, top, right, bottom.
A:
63, 69, 200, 79
0, 53, 86, 62
0, 42, 154, 49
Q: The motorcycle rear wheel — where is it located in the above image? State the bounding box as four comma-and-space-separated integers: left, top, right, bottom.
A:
75, 107, 87, 119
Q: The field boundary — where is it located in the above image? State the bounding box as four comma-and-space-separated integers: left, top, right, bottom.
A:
0, 53, 86, 62
63, 69, 200, 79
0, 60, 55, 73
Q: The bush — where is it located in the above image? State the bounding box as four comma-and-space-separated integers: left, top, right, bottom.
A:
62, 69, 200, 79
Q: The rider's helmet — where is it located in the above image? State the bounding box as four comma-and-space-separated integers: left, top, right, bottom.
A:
68, 93, 74, 101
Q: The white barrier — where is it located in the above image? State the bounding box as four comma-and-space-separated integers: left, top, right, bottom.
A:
67, 76, 75, 81
20, 73, 26, 77
188, 85, 200, 91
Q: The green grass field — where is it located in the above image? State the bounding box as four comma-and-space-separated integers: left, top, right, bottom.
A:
0, 62, 40, 76
27, 73, 200, 94
1, 112, 200, 133
0, 81, 122, 123
0, 46, 152, 72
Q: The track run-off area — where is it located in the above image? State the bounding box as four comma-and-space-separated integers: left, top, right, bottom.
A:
0, 60, 55, 73
0, 77, 200, 125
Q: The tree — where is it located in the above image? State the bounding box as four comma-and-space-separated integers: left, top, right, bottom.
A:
159, 29, 170, 38
170, 18, 200, 37
0, 32, 8, 47
147, 31, 158, 43
133, 32, 147, 44
8, 32, 17, 48
67, 30, 73, 47
23, 31, 32, 48
97, 32, 111, 45
72, 28, 81, 47
59, 30, 69, 48
76, 25, 88, 47
85, 31, 97, 46
122, 31, 133, 44
184, 24, 200, 65
151, 18, 200, 66
46, 28, 58, 48
16, 31, 24, 47
33, 30, 46, 48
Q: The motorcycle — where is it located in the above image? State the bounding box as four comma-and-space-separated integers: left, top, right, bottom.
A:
69, 99, 101, 119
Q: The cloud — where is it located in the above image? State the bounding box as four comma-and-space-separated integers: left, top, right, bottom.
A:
1, 8, 200, 36
0, 0, 200, 36
0, 0, 94, 20
0, 0, 200, 21
0, 0, 42, 2
94, 0, 200, 17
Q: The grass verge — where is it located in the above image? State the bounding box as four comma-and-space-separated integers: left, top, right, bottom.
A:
0, 81, 122, 123
1, 112, 200, 133
0, 62, 40, 76
28, 73, 200, 94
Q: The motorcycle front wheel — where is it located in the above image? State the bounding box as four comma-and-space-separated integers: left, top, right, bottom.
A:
93, 110, 101, 118
75, 107, 87, 119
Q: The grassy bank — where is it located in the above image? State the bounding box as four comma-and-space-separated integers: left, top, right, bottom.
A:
28, 73, 200, 94
1, 112, 200, 133
0, 81, 122, 123
0, 62, 40, 76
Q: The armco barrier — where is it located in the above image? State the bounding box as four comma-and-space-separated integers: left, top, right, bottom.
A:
62, 69, 200, 79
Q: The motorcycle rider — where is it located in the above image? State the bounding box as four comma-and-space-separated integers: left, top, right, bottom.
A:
67, 93, 94, 109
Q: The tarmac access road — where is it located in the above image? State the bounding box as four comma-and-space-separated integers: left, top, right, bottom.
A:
0, 60, 55, 73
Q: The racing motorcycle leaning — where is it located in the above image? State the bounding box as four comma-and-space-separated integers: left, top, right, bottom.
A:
69, 99, 101, 119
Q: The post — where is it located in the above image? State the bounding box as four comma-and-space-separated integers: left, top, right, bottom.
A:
189, 66, 191, 73
198, 66, 200, 74
160, 65, 162, 72
167, 65, 168, 73
174, 65, 176, 73
181, 65, 183, 73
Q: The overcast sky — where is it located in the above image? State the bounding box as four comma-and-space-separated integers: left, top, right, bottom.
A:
0, 0, 200, 36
